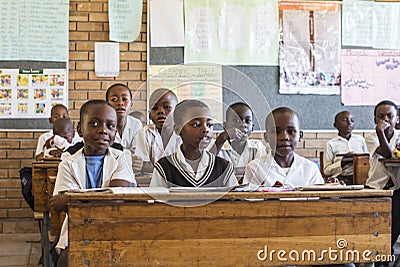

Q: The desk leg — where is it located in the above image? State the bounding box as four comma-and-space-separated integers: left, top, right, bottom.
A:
41, 212, 51, 267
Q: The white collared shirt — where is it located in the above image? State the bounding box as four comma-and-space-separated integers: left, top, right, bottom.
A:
114, 115, 142, 149
324, 134, 368, 177
243, 153, 324, 188
365, 130, 400, 189
35, 130, 82, 156
218, 139, 266, 168
133, 124, 182, 164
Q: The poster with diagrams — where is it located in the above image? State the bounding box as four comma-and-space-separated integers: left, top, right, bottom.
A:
0, 69, 67, 118
341, 49, 400, 106
279, 1, 341, 95
148, 65, 223, 123
184, 0, 279, 66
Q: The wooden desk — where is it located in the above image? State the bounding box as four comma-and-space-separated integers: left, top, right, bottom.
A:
380, 158, 400, 167
353, 153, 370, 185
32, 159, 61, 267
67, 189, 392, 266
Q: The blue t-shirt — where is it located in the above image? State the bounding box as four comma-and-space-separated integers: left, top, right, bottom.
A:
85, 155, 105, 189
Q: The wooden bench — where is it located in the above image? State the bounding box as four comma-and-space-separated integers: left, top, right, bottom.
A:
67, 189, 391, 266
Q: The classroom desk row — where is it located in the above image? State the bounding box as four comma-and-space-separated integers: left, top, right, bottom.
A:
66, 189, 392, 266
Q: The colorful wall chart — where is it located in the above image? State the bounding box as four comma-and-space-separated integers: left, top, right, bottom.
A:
341, 49, 400, 106
0, 69, 67, 118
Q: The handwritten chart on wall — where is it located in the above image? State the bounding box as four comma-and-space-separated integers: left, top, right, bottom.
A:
341, 49, 400, 106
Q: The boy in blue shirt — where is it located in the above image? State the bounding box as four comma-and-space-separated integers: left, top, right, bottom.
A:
51, 100, 136, 267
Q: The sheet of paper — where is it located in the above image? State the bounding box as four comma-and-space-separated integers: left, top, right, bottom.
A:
372, 2, 400, 49
19, 0, 69, 61
341, 49, 400, 105
95, 42, 120, 77
0, 0, 19, 60
279, 1, 341, 95
109, 0, 143, 42
109, 187, 169, 194
150, 0, 184, 47
184, 0, 279, 66
342, 0, 373, 47
148, 64, 223, 123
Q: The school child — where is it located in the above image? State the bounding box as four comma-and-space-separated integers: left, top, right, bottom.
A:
134, 88, 181, 173
35, 104, 72, 159
364, 100, 400, 249
396, 107, 400, 130
43, 118, 82, 158
243, 107, 324, 188
51, 100, 136, 267
150, 99, 237, 187
323, 111, 368, 185
215, 102, 266, 182
130, 110, 146, 127
106, 83, 143, 150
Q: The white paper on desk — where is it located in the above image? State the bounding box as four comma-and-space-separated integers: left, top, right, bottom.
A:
168, 186, 234, 193
296, 184, 364, 191
150, 0, 184, 47
95, 42, 120, 77
109, 187, 169, 194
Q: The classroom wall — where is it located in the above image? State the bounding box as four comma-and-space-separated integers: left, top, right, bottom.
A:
0, 0, 373, 234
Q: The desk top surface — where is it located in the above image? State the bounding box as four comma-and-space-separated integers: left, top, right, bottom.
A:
66, 188, 392, 202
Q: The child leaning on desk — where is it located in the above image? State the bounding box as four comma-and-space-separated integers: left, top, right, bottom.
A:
214, 102, 266, 182
243, 107, 324, 188
364, 100, 400, 249
323, 110, 368, 185
150, 99, 238, 187
51, 100, 136, 267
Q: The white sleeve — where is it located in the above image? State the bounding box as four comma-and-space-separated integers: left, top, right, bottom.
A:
243, 160, 264, 186
323, 142, 342, 177
309, 164, 325, 185
35, 133, 49, 156
53, 160, 81, 195
111, 150, 137, 186
133, 128, 151, 162
365, 134, 379, 155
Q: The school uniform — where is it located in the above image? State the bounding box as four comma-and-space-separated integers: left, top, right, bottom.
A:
35, 130, 81, 156
53, 145, 136, 250
243, 153, 324, 188
365, 131, 400, 190
324, 134, 368, 178
218, 139, 266, 168
114, 115, 142, 149
150, 147, 238, 187
365, 130, 400, 247
43, 134, 83, 157
134, 124, 182, 164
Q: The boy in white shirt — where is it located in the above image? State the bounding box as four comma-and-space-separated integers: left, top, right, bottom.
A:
51, 100, 136, 267
215, 102, 266, 182
364, 100, 400, 250
134, 88, 181, 173
243, 107, 324, 188
150, 99, 237, 188
324, 111, 368, 185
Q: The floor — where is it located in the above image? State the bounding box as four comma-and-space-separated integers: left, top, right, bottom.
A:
0, 233, 42, 267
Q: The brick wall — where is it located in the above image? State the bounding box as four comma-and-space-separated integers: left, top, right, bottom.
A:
0, 0, 373, 234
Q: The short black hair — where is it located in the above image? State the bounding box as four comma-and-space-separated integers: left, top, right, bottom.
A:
106, 83, 132, 100
174, 99, 210, 129
149, 88, 178, 107
80, 100, 115, 121
265, 106, 298, 130
51, 104, 68, 115
53, 117, 73, 135
226, 102, 252, 117
374, 100, 397, 117
334, 110, 350, 123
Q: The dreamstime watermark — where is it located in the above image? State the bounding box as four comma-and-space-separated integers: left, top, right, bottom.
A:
257, 238, 395, 263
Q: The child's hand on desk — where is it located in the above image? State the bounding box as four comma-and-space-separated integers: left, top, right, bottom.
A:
51, 193, 69, 213
326, 176, 346, 185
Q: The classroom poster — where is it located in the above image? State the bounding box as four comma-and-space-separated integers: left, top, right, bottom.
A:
149, 0, 184, 47
148, 65, 223, 123
279, 1, 341, 95
184, 0, 279, 66
0, 69, 68, 118
341, 49, 400, 106
109, 0, 143, 42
